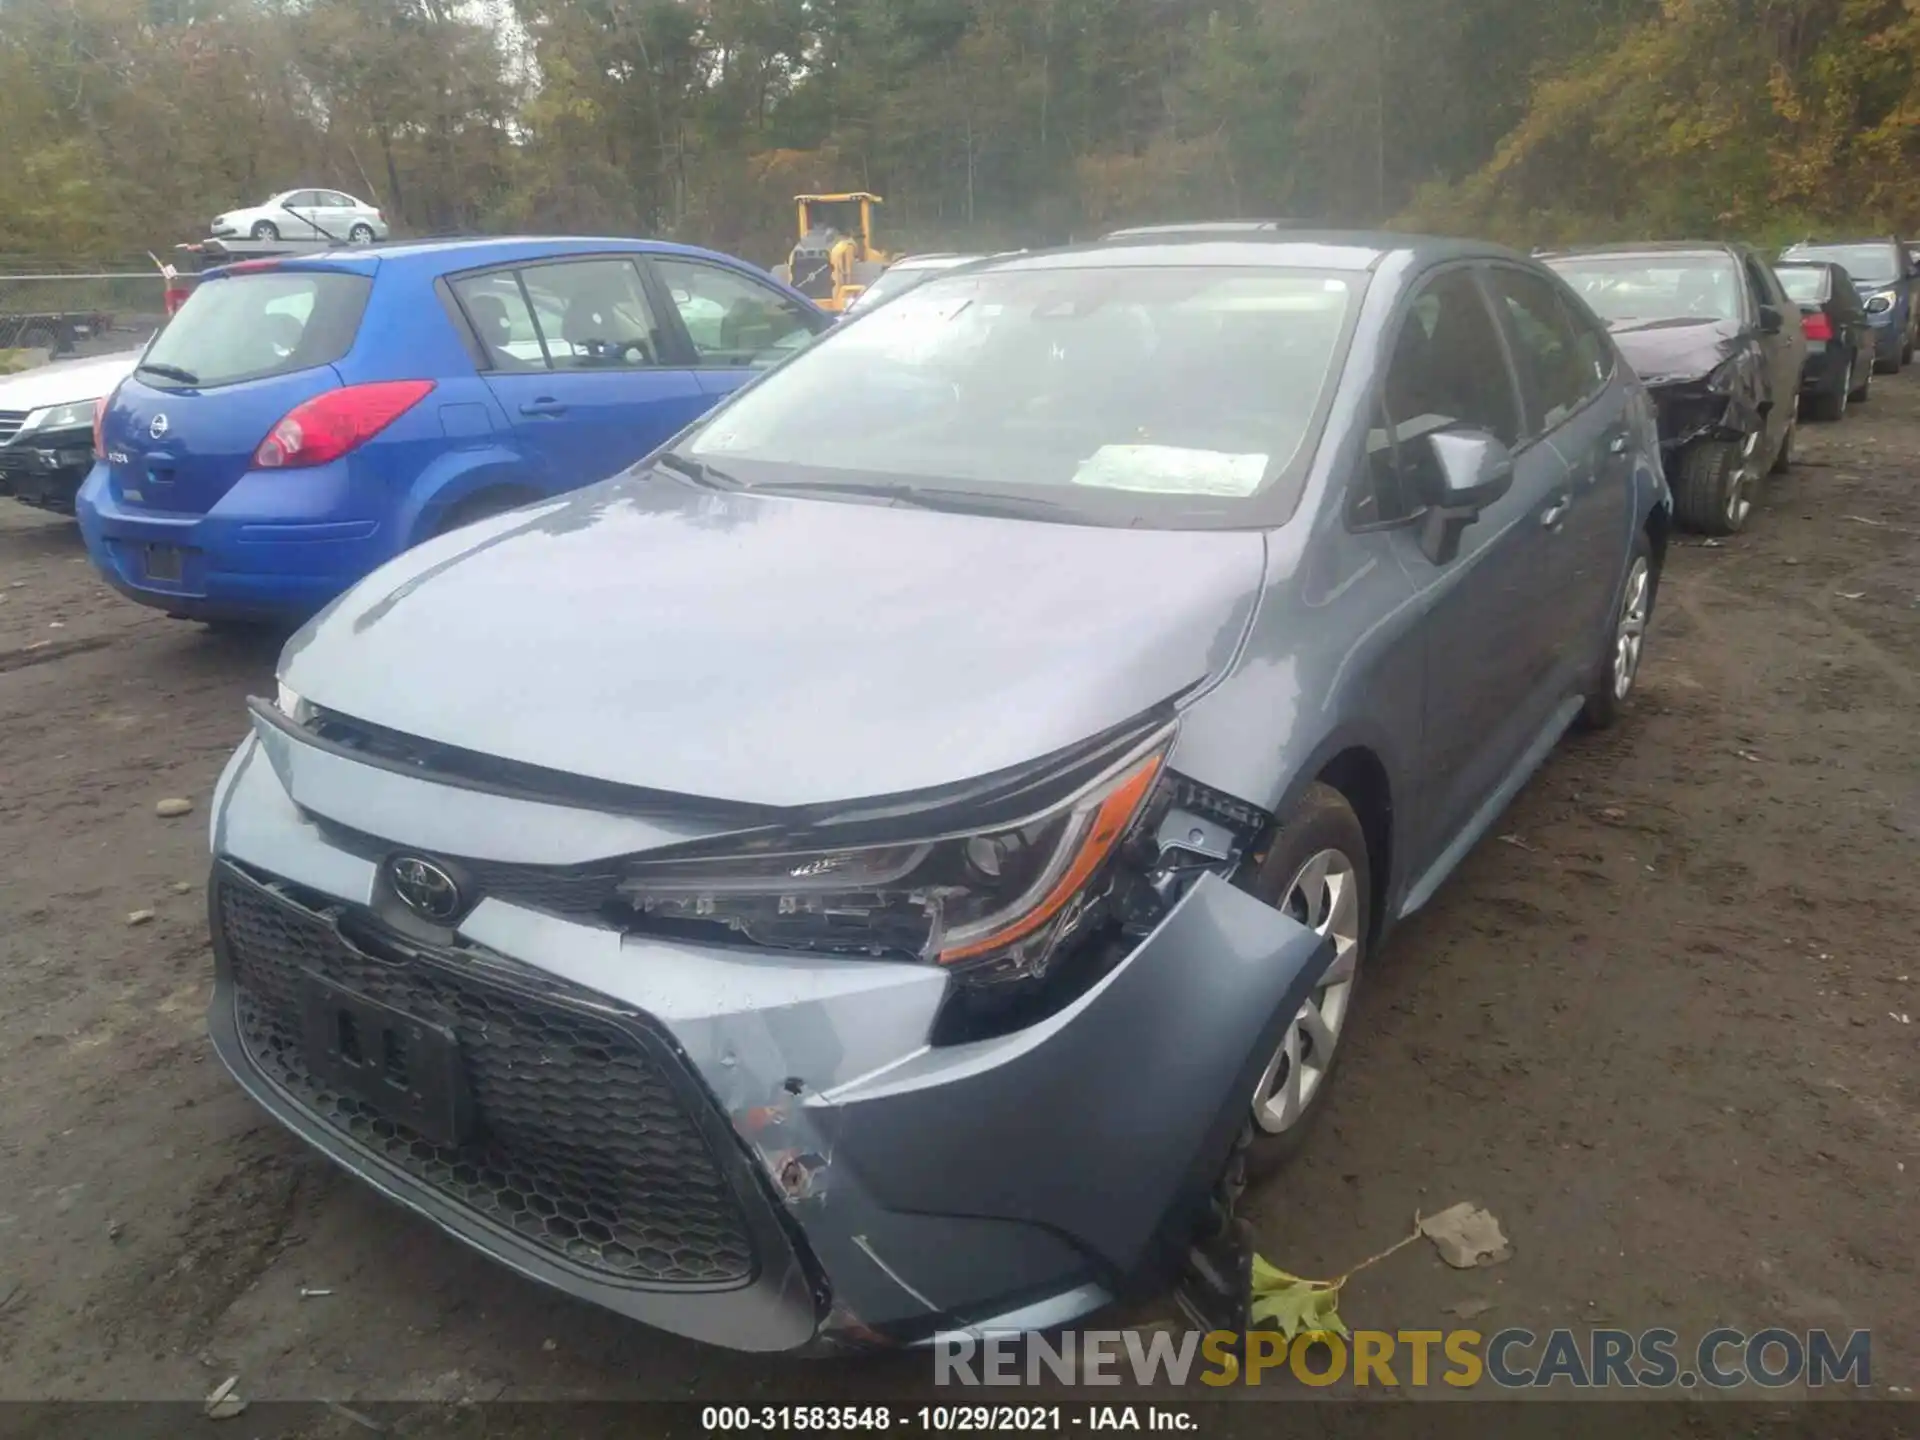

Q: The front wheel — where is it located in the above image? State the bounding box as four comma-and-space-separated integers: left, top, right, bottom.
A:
348, 223, 375, 244
1672, 433, 1758, 535
250, 220, 279, 241
1236, 783, 1370, 1180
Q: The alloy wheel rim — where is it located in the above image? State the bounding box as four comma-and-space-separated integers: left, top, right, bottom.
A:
1253, 848, 1361, 1134
1613, 556, 1651, 701
1728, 431, 1759, 527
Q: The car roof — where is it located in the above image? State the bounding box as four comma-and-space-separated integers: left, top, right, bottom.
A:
205, 235, 770, 281
1538, 241, 1743, 262
976, 231, 1522, 275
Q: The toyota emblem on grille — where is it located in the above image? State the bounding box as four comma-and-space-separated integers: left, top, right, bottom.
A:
388, 856, 462, 921
148, 412, 169, 440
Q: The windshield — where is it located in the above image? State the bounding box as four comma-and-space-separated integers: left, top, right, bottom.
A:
1544, 255, 1742, 325
847, 262, 968, 314
1783, 244, 1901, 286
140, 270, 370, 389
680, 265, 1362, 524
1773, 266, 1830, 305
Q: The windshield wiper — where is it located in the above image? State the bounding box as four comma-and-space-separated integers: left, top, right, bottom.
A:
654, 453, 745, 490
748, 480, 1085, 522
136, 361, 199, 385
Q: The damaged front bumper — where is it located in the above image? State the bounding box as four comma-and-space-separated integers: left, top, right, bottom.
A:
1646, 377, 1762, 457
204, 719, 1331, 1352
0, 429, 93, 513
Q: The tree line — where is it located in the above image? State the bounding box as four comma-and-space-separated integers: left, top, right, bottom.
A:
2, 0, 1917, 270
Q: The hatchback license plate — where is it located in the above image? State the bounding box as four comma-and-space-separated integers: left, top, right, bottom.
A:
143, 545, 184, 583
300, 973, 475, 1147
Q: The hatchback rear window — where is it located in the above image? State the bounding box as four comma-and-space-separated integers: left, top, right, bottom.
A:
138, 270, 371, 390
1773, 266, 1831, 305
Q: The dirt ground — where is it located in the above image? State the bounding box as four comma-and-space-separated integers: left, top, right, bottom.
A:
0, 377, 1916, 1423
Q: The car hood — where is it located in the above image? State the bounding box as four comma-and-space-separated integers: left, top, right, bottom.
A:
279, 475, 1268, 809
0, 349, 142, 412
1608, 316, 1742, 387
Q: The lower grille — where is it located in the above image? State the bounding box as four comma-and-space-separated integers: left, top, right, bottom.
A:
0, 411, 26, 445
216, 867, 756, 1287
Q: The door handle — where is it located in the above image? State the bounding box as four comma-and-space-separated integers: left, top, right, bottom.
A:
1540, 495, 1571, 528
519, 398, 569, 417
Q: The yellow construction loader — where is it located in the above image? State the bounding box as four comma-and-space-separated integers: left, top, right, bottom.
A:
773, 193, 891, 313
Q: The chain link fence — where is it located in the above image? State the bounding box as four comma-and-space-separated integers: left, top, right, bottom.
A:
0, 260, 169, 370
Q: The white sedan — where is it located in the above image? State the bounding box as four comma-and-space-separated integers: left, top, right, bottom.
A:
210, 190, 389, 245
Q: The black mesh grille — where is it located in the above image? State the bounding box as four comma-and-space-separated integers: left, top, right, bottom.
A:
216, 868, 756, 1287
462, 860, 621, 921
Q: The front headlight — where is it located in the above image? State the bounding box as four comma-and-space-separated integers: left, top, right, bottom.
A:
274, 681, 315, 726
617, 732, 1171, 979
1866, 291, 1897, 315
21, 399, 101, 435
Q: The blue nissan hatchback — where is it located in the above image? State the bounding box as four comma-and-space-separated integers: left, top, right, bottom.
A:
79, 237, 827, 622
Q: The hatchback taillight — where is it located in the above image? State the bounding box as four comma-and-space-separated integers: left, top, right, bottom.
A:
254, 380, 435, 469
1800, 310, 1833, 342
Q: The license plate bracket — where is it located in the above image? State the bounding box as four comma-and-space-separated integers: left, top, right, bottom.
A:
300, 972, 475, 1147
143, 544, 184, 583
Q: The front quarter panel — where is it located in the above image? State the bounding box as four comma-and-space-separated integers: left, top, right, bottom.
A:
811, 875, 1332, 1295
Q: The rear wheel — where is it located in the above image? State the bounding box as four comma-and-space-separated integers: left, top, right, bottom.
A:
348, 223, 375, 244
1580, 531, 1655, 731
250, 220, 279, 241
434, 491, 534, 537
1807, 362, 1848, 423
1672, 432, 1757, 535
1236, 783, 1370, 1180
1850, 349, 1872, 403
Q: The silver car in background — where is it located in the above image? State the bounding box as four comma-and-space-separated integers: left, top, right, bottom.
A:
210, 189, 389, 244
206, 233, 1670, 1352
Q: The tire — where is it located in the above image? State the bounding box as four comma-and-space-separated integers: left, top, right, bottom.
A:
1807, 361, 1848, 423
348, 224, 375, 244
250, 220, 279, 241
1770, 402, 1795, 475
1672, 433, 1758, 535
1235, 783, 1371, 1180
1876, 341, 1902, 375
434, 490, 530, 537
1579, 530, 1655, 731
1903, 334, 1914, 366
1850, 350, 1872, 403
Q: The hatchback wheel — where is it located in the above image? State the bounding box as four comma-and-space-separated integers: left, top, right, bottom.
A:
251, 220, 279, 241
1236, 782, 1370, 1178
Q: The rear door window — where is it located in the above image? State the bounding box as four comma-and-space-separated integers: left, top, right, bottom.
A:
450, 271, 549, 371
139, 270, 370, 390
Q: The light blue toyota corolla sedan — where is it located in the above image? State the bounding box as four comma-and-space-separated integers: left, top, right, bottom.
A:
204, 231, 1670, 1353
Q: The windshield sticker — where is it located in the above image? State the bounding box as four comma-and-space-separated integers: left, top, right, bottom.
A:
1070, 444, 1268, 496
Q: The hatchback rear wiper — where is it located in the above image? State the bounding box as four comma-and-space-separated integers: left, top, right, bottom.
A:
136, 361, 200, 385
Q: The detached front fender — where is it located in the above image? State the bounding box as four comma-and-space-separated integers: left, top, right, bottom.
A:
816, 874, 1332, 1289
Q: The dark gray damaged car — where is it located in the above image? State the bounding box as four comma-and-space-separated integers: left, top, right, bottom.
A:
206, 234, 1672, 1352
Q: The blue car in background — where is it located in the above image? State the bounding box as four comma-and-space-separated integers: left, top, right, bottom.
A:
78, 237, 827, 623
1778, 238, 1920, 373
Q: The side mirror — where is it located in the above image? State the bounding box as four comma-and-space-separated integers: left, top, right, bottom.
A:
1758, 304, 1784, 335
1416, 429, 1514, 565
